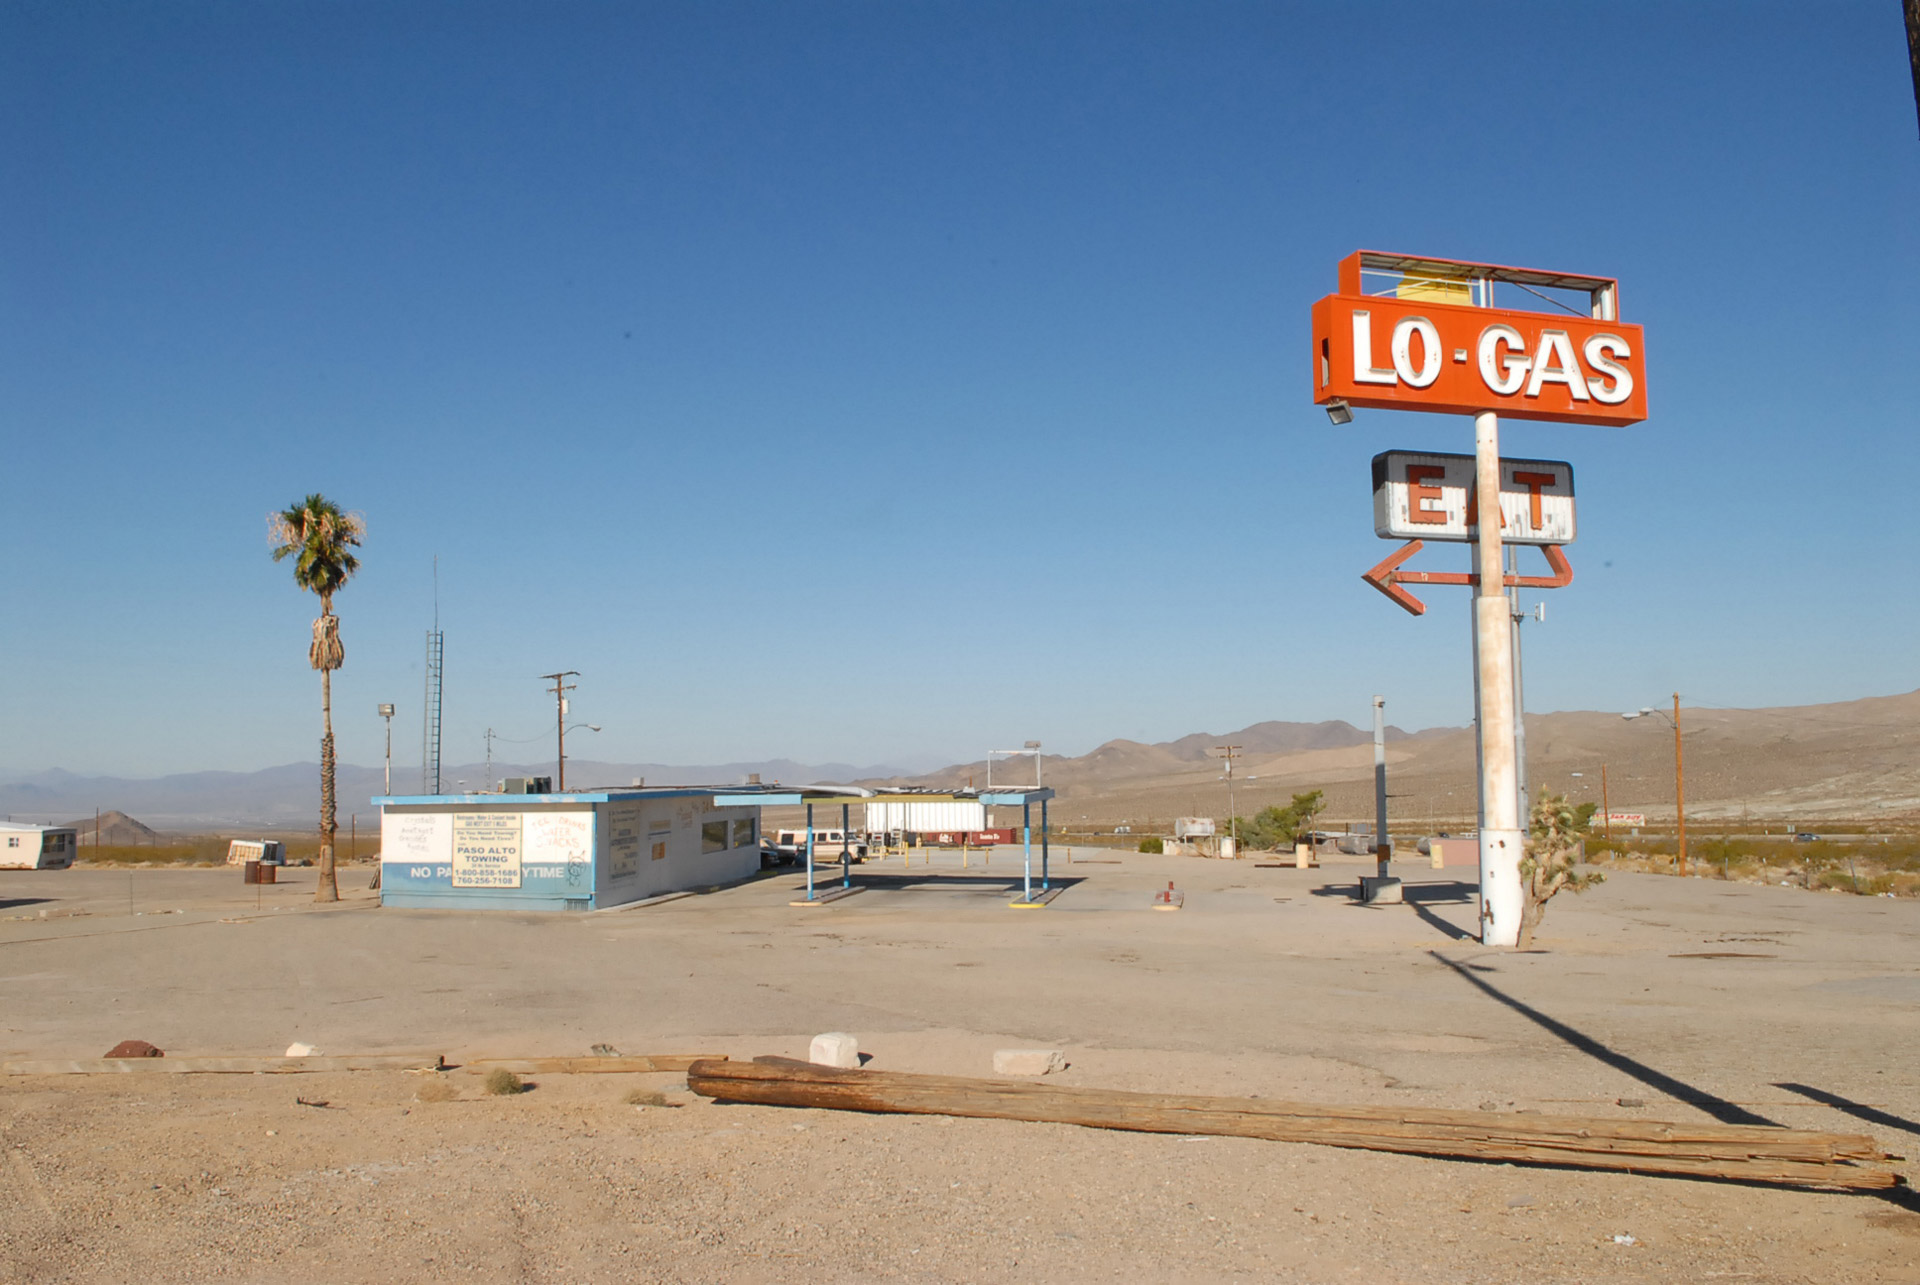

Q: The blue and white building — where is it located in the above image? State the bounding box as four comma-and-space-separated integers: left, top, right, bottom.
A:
373, 787, 761, 912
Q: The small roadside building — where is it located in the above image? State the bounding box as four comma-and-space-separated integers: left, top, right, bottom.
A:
374, 786, 762, 912
0, 823, 78, 870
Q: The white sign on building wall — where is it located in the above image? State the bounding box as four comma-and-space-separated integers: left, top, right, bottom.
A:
452, 812, 523, 888
385, 812, 451, 866
606, 803, 642, 879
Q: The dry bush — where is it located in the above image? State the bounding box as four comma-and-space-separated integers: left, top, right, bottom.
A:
483, 1069, 525, 1096
414, 1075, 460, 1103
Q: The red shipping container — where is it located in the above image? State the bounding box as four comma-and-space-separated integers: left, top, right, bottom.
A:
969, 829, 1017, 846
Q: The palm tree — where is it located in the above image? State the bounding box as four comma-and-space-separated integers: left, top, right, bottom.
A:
269, 495, 364, 903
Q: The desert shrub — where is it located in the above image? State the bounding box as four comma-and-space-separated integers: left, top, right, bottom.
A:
1137, 836, 1163, 854
415, 1075, 459, 1102
483, 1069, 525, 1096
1518, 791, 1605, 949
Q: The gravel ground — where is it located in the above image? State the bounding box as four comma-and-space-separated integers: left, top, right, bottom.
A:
3, 854, 1918, 1282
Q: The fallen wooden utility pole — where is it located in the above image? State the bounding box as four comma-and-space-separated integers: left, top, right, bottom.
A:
686, 1058, 1901, 1192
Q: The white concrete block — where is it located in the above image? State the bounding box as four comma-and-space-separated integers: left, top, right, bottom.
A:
809, 1032, 860, 1068
994, 1048, 1066, 1076
1360, 876, 1403, 905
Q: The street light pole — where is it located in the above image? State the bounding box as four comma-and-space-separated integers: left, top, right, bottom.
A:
377, 703, 395, 796
1624, 698, 1686, 872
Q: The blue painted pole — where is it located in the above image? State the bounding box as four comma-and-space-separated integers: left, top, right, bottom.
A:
1041, 797, 1050, 890
806, 803, 815, 901
1022, 799, 1032, 902
841, 802, 851, 889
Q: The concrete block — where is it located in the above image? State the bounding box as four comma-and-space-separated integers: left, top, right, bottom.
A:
994, 1049, 1066, 1076
809, 1032, 860, 1068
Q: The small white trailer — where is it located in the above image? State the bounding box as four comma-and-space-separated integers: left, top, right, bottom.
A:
0, 823, 78, 870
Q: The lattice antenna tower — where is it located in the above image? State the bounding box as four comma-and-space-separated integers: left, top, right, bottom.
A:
422, 555, 445, 794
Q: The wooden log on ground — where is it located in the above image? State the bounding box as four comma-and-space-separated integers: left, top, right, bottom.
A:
5, 1055, 442, 1075
464, 1054, 725, 1074
684, 1058, 1899, 1192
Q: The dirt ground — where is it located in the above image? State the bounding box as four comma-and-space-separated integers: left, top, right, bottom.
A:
3, 850, 1918, 1283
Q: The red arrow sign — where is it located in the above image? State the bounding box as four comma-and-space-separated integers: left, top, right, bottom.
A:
1363, 541, 1572, 617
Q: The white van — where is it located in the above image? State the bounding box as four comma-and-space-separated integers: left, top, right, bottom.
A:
773, 829, 869, 861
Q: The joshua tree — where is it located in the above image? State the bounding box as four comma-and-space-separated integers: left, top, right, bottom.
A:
1517, 789, 1605, 949
269, 495, 364, 903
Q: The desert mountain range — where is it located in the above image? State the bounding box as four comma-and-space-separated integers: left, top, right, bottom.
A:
894, 691, 1920, 829
3, 691, 1914, 832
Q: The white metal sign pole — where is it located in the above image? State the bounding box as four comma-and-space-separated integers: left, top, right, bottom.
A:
1473, 410, 1524, 945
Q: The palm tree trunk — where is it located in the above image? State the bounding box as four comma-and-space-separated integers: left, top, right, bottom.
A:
317, 654, 340, 903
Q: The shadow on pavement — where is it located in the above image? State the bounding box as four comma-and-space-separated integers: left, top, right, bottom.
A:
794, 874, 1087, 893
1429, 949, 1779, 1127
0, 898, 54, 911
1306, 878, 1479, 942
1776, 1082, 1920, 1139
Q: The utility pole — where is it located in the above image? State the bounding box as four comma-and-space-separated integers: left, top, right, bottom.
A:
541, 671, 578, 791
1601, 763, 1611, 840
1673, 692, 1687, 873
1212, 745, 1242, 858
484, 727, 496, 793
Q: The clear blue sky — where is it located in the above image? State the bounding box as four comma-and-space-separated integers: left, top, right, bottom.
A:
4, 2, 1916, 779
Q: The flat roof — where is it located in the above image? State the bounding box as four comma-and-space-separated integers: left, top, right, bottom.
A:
712, 788, 1055, 807
374, 786, 751, 807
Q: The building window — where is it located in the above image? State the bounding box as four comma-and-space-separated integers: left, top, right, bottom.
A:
731, 817, 756, 849
701, 820, 728, 853
6, 837, 17, 848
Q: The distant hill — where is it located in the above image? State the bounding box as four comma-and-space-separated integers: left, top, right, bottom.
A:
879, 718, 1454, 793
867, 694, 1920, 829
55, 809, 163, 845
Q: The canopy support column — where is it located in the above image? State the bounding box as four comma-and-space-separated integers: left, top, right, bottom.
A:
1022, 799, 1032, 902
1041, 797, 1050, 890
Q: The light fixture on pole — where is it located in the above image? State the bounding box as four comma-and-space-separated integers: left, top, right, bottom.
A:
1325, 399, 1354, 426
561, 722, 602, 790
1623, 694, 1685, 871
377, 703, 396, 796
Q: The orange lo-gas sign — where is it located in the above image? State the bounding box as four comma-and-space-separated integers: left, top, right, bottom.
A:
1311, 252, 1647, 427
